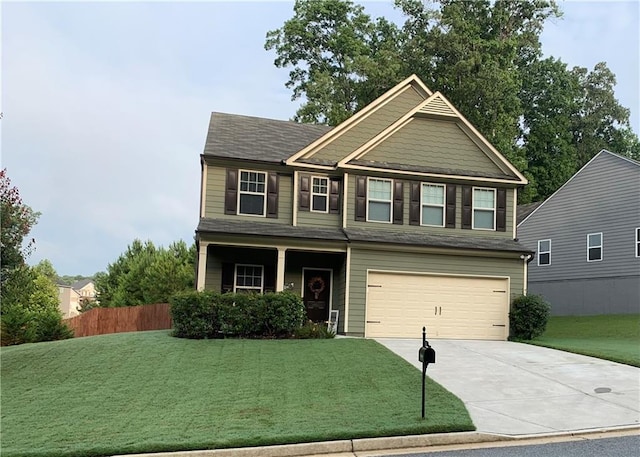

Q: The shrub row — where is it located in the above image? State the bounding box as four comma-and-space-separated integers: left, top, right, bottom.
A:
170, 290, 311, 339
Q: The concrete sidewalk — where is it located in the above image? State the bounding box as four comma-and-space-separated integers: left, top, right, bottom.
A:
376, 339, 640, 435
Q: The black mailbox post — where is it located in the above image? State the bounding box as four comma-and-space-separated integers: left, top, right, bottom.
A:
418, 326, 435, 419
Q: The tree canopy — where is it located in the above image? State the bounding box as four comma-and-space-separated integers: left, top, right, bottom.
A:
94, 239, 196, 308
266, 0, 638, 202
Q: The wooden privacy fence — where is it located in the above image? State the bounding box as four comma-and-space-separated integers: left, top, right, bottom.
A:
64, 303, 172, 338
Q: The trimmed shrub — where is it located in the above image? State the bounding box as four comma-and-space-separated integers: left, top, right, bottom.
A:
170, 290, 218, 339
169, 290, 306, 339
294, 320, 336, 339
262, 292, 306, 337
509, 294, 551, 340
35, 310, 74, 342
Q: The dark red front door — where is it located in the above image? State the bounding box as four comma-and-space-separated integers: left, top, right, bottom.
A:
303, 269, 331, 322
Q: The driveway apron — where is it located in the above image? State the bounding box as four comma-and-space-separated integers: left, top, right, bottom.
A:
376, 339, 640, 435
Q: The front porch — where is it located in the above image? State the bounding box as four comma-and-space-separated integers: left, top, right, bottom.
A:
197, 242, 347, 331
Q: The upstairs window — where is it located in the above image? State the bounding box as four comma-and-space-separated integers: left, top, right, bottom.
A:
311, 177, 329, 213
636, 228, 639, 257
472, 188, 496, 230
239, 170, 266, 216
538, 239, 551, 266
234, 265, 263, 293
367, 178, 392, 223
421, 183, 445, 227
587, 233, 603, 262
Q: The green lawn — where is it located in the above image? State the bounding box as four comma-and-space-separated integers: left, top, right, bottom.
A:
1, 331, 473, 457
528, 314, 640, 367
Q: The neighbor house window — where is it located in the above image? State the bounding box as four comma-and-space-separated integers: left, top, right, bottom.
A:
421, 183, 445, 226
587, 233, 603, 262
311, 177, 329, 212
472, 188, 495, 230
636, 228, 639, 257
234, 265, 263, 293
367, 178, 392, 222
238, 170, 266, 216
538, 239, 551, 266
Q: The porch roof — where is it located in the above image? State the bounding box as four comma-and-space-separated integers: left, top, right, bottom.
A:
197, 218, 348, 242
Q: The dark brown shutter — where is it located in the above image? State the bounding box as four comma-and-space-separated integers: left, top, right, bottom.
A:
224, 169, 238, 215
266, 173, 279, 218
263, 265, 276, 293
393, 181, 404, 225
221, 263, 234, 293
329, 179, 341, 214
462, 186, 472, 229
355, 176, 366, 221
496, 188, 507, 232
299, 174, 310, 211
446, 185, 456, 228
409, 182, 420, 225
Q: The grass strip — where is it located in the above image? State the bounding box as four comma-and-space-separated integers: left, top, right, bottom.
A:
527, 314, 640, 367
1, 331, 473, 457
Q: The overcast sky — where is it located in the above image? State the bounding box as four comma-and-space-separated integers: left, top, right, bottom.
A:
2, 1, 639, 276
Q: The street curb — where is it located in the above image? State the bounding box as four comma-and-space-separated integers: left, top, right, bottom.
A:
117, 426, 640, 457
119, 432, 504, 457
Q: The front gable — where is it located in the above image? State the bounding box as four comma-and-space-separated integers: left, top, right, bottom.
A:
339, 91, 525, 183
287, 75, 431, 167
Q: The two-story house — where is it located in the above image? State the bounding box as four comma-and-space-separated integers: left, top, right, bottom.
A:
518, 150, 640, 315
195, 75, 532, 340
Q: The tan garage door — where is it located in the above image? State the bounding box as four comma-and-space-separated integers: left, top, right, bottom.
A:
366, 272, 509, 340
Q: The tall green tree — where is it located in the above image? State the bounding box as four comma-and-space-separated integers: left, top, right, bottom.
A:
0, 169, 40, 281
570, 62, 635, 166
519, 57, 580, 202
95, 239, 195, 308
265, 0, 402, 125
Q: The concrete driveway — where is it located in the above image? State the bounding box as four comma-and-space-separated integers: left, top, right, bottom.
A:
376, 339, 640, 436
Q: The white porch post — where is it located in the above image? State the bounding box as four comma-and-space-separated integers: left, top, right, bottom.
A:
196, 242, 209, 291
276, 247, 286, 292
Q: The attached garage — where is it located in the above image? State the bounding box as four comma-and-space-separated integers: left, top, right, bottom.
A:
365, 271, 510, 340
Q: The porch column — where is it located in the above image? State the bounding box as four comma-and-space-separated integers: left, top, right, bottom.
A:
196, 242, 209, 291
276, 247, 286, 292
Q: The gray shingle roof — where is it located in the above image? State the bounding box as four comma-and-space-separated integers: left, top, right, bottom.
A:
344, 227, 532, 253
197, 218, 532, 254
197, 218, 348, 242
516, 201, 543, 225
203, 113, 332, 163
71, 278, 93, 290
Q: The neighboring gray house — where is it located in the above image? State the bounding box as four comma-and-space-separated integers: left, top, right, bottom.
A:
517, 150, 640, 315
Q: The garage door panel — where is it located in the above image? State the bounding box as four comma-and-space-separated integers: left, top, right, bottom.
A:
366, 272, 509, 340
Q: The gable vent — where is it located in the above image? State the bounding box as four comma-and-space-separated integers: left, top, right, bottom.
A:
418, 94, 457, 117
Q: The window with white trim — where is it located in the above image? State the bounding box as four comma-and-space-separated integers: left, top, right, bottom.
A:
238, 170, 266, 216
367, 178, 392, 223
472, 188, 496, 230
635, 228, 639, 257
234, 265, 263, 293
421, 183, 445, 226
311, 177, 329, 213
587, 233, 603, 262
538, 239, 551, 266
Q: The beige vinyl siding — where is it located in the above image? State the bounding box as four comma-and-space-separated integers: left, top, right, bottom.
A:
311, 86, 426, 162
361, 118, 504, 175
204, 165, 293, 223
347, 247, 524, 336
345, 174, 515, 239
